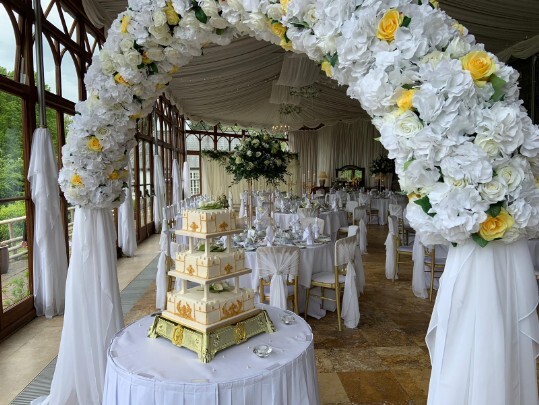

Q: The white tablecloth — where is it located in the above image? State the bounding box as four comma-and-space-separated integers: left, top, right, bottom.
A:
103, 305, 320, 405
528, 239, 539, 271
370, 198, 389, 225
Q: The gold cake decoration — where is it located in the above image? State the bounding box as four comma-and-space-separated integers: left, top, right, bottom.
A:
176, 302, 194, 320
172, 325, 184, 346
224, 264, 233, 274
218, 221, 229, 231
187, 264, 195, 275
190, 222, 199, 232
222, 300, 243, 319
234, 321, 247, 344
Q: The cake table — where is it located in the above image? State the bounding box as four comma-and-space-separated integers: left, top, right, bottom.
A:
102, 305, 320, 405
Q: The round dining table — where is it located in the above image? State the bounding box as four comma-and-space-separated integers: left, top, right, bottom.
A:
102, 305, 320, 405
273, 210, 348, 240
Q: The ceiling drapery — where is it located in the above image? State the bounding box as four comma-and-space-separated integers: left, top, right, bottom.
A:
81, 0, 539, 130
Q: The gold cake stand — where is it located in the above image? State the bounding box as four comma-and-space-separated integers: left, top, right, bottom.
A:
148, 308, 275, 363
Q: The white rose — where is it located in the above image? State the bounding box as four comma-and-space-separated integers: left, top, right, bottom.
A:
507, 199, 533, 228
444, 176, 468, 189
152, 10, 167, 27
394, 111, 423, 139
199, 0, 219, 16
445, 36, 471, 58
145, 47, 165, 61
96, 127, 112, 139
478, 178, 508, 203
124, 49, 142, 66
403, 160, 441, 190
303, 4, 317, 26
474, 134, 501, 158
420, 51, 448, 68
99, 51, 116, 75
245, 12, 269, 32
119, 38, 135, 53
318, 35, 337, 55
266, 4, 284, 20
497, 164, 524, 192
209, 16, 229, 29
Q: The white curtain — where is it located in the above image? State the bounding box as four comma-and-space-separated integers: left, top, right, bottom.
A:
276, 53, 321, 87
269, 81, 301, 105
27, 127, 68, 318
32, 208, 123, 405
117, 160, 137, 257
172, 159, 182, 206
153, 154, 165, 232
182, 161, 191, 199
288, 130, 318, 193
201, 155, 300, 203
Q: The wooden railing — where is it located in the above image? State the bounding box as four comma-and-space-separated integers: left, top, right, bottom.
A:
0, 216, 27, 261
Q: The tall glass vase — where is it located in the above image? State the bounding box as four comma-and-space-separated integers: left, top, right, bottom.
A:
426, 238, 539, 405
247, 179, 253, 228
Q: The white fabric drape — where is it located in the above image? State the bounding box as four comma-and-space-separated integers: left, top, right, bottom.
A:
172, 159, 182, 206
269, 81, 301, 105
276, 53, 321, 87
426, 238, 539, 405
153, 154, 165, 232
385, 216, 398, 280
117, 160, 137, 257
498, 34, 539, 62
336, 236, 360, 328
182, 161, 191, 199
411, 238, 428, 299
27, 127, 68, 318
32, 208, 123, 405
257, 246, 299, 310
355, 208, 368, 255
288, 131, 318, 193
156, 228, 168, 310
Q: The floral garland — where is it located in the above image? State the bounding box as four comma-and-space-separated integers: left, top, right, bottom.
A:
370, 155, 395, 175
58, 0, 539, 248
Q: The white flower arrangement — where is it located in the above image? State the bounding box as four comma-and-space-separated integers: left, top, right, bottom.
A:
58, 0, 539, 247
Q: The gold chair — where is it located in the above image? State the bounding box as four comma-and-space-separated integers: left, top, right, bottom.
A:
257, 246, 300, 314
387, 215, 413, 281
305, 235, 357, 331
368, 200, 380, 224
424, 246, 445, 301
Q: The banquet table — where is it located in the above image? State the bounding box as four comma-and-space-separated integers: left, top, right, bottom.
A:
240, 242, 365, 319
370, 198, 389, 225
273, 210, 348, 240
102, 305, 320, 405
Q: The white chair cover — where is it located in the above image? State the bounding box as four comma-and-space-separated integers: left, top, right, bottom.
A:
412, 238, 429, 299
354, 207, 368, 254
300, 217, 324, 234
297, 207, 319, 218
153, 154, 165, 232
357, 193, 369, 207
117, 160, 137, 257
385, 215, 398, 280
239, 191, 247, 218
256, 246, 299, 310
336, 236, 360, 328
345, 201, 359, 221
27, 127, 68, 318
347, 225, 359, 237
388, 203, 403, 217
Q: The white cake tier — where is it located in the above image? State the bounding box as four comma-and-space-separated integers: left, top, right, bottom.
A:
175, 250, 245, 279
182, 209, 237, 234
166, 287, 255, 326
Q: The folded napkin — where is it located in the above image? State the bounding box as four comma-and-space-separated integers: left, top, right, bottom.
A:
303, 224, 314, 246
312, 221, 320, 239
265, 225, 275, 247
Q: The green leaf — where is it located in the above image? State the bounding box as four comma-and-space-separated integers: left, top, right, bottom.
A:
414, 195, 435, 217
451, 242, 457, 247
403, 158, 414, 170
292, 22, 309, 29
327, 53, 338, 67
194, 7, 208, 23
418, 0, 423, 4
472, 233, 489, 247
485, 201, 503, 217
401, 16, 412, 28
490, 74, 506, 102
148, 62, 158, 74
216, 28, 226, 35
402, 83, 414, 90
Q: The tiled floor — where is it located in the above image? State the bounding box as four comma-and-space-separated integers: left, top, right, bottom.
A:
4, 226, 534, 404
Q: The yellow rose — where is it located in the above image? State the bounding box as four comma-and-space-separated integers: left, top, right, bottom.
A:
87, 136, 103, 152
461, 51, 497, 85
407, 192, 422, 202
108, 171, 120, 180
142, 52, 152, 65
164, 2, 180, 25
114, 73, 129, 86
71, 174, 83, 187
155, 83, 167, 90
452, 22, 465, 36
396, 89, 416, 111
168, 66, 180, 74
321, 60, 332, 77
429, 0, 439, 8
280, 0, 290, 13
376, 9, 403, 42
270, 22, 287, 39
280, 38, 293, 52
478, 208, 514, 241
120, 15, 130, 33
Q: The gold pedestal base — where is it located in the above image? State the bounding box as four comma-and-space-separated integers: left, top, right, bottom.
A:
148, 309, 275, 363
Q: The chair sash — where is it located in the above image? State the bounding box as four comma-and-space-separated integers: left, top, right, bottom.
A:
385, 215, 398, 280
336, 236, 360, 328
389, 203, 403, 217
257, 247, 299, 310
354, 207, 368, 254
297, 207, 319, 218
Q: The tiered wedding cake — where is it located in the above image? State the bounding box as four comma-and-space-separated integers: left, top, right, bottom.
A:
163, 208, 257, 330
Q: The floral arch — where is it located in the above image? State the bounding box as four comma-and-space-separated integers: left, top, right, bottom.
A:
60, 0, 539, 247
44, 1, 539, 404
